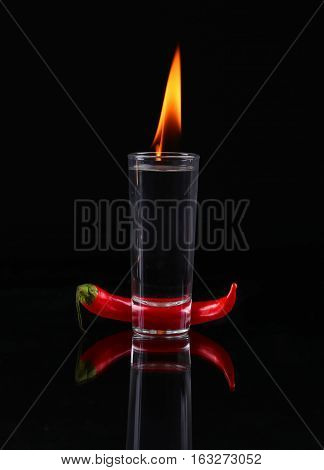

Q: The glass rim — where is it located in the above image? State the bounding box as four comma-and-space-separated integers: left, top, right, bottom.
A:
128, 151, 199, 160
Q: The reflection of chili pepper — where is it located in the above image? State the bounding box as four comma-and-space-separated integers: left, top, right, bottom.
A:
75, 330, 235, 391
76, 283, 237, 330
75, 330, 132, 383
190, 331, 235, 391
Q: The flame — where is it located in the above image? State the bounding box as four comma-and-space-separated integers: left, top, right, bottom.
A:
152, 46, 181, 157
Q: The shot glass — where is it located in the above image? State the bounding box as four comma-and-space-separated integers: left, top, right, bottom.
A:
128, 152, 199, 335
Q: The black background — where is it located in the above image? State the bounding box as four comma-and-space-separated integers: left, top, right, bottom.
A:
0, 1, 323, 449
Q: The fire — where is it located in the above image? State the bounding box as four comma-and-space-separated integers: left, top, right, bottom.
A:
152, 46, 181, 157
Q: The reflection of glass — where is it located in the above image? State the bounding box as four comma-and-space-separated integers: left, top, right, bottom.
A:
126, 335, 192, 450
75, 330, 235, 449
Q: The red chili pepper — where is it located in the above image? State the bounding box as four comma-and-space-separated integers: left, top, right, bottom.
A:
76, 284, 131, 327
75, 330, 235, 391
76, 283, 237, 330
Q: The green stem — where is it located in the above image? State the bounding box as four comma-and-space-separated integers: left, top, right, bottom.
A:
76, 284, 98, 332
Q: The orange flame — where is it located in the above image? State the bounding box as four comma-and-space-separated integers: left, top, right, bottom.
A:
152, 46, 181, 157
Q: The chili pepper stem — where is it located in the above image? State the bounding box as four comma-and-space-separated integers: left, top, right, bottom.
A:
76, 284, 98, 332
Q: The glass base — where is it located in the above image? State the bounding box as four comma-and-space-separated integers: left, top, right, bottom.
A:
131, 296, 191, 335
133, 327, 190, 337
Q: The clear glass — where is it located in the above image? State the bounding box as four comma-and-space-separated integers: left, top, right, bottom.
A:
128, 152, 199, 335
126, 334, 192, 449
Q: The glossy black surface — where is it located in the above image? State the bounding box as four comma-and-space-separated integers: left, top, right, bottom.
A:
0, 275, 323, 449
